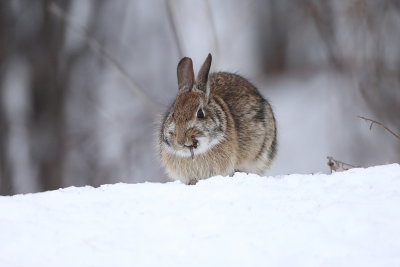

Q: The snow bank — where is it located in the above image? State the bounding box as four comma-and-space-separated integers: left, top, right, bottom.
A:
1, 164, 400, 267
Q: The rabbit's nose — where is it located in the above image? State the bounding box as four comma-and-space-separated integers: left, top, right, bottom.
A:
176, 137, 191, 148
176, 133, 197, 148
184, 136, 198, 148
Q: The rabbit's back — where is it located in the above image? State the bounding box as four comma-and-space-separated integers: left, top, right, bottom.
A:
209, 72, 277, 173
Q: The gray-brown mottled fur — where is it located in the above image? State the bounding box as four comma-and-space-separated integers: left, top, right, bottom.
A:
159, 54, 277, 184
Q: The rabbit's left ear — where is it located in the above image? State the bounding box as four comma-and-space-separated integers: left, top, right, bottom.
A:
196, 53, 212, 93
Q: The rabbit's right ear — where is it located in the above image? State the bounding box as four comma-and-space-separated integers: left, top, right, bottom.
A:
177, 57, 194, 92
196, 53, 212, 93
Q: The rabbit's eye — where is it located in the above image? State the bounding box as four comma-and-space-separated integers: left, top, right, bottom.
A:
197, 109, 205, 119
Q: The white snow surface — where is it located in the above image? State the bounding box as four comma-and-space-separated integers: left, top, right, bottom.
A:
1, 164, 400, 267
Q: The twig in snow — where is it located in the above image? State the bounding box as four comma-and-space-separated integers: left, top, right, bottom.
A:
327, 156, 360, 174
48, 3, 158, 114
358, 116, 400, 140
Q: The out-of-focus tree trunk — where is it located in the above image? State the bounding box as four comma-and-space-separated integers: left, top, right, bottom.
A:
257, 0, 289, 73
0, 0, 79, 193
26, 0, 70, 190
353, 1, 400, 131
0, 2, 14, 195
300, 0, 342, 70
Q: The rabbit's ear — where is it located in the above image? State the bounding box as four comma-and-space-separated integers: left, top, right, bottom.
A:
177, 57, 194, 91
196, 53, 212, 93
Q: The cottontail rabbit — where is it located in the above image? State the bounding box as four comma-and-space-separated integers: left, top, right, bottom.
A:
159, 54, 277, 184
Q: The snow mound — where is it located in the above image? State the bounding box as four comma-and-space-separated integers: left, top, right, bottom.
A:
1, 164, 400, 267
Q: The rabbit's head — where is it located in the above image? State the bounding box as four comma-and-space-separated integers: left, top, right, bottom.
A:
162, 54, 226, 158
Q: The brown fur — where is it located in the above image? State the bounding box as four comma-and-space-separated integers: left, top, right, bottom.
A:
159, 54, 277, 184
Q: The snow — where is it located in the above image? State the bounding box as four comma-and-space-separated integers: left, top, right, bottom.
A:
1, 164, 400, 267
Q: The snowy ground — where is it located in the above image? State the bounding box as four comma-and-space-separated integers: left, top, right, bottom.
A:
1, 164, 400, 267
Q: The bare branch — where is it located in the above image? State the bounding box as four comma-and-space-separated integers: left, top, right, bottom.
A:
358, 116, 400, 140
48, 3, 159, 114
327, 156, 360, 174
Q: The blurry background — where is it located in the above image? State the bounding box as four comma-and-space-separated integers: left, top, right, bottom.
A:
0, 0, 399, 195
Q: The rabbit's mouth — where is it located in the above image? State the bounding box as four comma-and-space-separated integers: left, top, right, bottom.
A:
186, 138, 199, 159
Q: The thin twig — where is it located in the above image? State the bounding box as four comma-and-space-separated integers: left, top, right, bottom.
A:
327, 156, 360, 173
48, 3, 158, 114
205, 0, 219, 59
358, 116, 400, 140
166, 0, 184, 58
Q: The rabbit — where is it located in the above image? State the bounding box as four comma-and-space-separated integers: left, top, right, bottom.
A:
159, 53, 277, 185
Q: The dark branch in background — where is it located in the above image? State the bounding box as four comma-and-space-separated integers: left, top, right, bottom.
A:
48, 3, 158, 114
358, 116, 400, 140
166, 0, 184, 59
327, 156, 360, 173
0, 3, 13, 194
0, 77, 13, 195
